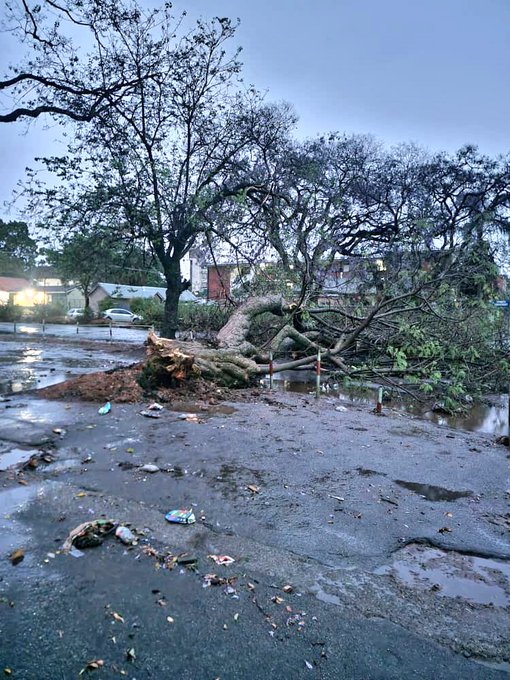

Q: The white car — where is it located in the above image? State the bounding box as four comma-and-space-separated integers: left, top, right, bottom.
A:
66, 308, 86, 319
102, 308, 142, 323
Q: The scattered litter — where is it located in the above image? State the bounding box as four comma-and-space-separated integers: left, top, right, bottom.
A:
328, 494, 345, 502
69, 548, 85, 558
247, 484, 260, 494
282, 584, 293, 593
115, 526, 136, 545
305, 660, 313, 670
272, 595, 284, 605
79, 659, 104, 675
208, 554, 235, 566
81, 454, 93, 464
203, 573, 237, 588
139, 464, 160, 473
139, 410, 161, 419
62, 519, 116, 551
178, 413, 200, 423
126, 648, 136, 662
335, 405, 347, 412
165, 509, 196, 524
111, 612, 125, 623
438, 526, 452, 534
233, 613, 240, 622
166, 616, 175, 624
4, 669, 12, 676
98, 402, 111, 415
52, 427, 66, 436
148, 402, 163, 411
9, 548, 24, 566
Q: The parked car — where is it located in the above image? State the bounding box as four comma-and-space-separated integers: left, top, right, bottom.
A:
66, 308, 86, 319
102, 308, 142, 323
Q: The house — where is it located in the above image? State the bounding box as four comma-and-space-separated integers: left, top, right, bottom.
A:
0, 276, 46, 306
40, 284, 85, 309
89, 282, 198, 312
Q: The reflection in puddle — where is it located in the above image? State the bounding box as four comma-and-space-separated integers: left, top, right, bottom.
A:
0, 340, 135, 396
0, 448, 39, 471
266, 371, 509, 436
394, 480, 472, 501
375, 544, 510, 607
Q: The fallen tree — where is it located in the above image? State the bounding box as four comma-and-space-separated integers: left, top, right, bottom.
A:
141, 252, 510, 411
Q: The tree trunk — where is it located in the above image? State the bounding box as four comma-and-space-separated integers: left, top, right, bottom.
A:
161, 259, 182, 339
217, 294, 290, 354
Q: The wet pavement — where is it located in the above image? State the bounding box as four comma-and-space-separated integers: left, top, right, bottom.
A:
0, 337, 143, 395
268, 371, 510, 437
0, 390, 509, 678
0, 320, 150, 344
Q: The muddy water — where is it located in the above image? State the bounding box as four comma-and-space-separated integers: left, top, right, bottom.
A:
394, 480, 473, 501
375, 544, 510, 607
265, 371, 509, 436
0, 341, 135, 395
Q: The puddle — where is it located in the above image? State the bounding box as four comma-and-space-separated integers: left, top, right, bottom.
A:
0, 447, 40, 471
375, 544, 510, 607
394, 479, 472, 501
170, 401, 237, 417
266, 370, 510, 436
0, 340, 136, 395
0, 484, 43, 554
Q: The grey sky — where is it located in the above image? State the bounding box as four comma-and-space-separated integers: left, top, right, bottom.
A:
1, 0, 510, 215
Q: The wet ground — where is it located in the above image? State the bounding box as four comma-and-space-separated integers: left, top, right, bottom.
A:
269, 371, 510, 436
0, 387, 509, 678
0, 337, 143, 395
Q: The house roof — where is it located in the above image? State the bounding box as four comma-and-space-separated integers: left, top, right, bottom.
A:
0, 276, 31, 292
94, 282, 167, 299
94, 282, 198, 302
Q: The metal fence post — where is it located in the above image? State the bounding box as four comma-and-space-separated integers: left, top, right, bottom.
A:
315, 348, 321, 399
269, 350, 274, 390
109, 320, 112, 342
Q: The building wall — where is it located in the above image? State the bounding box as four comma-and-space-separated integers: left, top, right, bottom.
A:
89, 288, 108, 312
66, 288, 86, 309
207, 266, 232, 301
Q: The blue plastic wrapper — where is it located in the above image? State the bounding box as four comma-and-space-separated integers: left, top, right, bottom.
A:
98, 401, 111, 415
165, 508, 196, 524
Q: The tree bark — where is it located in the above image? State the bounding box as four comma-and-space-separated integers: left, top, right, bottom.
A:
217, 294, 290, 354
161, 259, 183, 339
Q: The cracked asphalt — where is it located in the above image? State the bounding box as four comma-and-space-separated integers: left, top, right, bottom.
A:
0, 388, 509, 679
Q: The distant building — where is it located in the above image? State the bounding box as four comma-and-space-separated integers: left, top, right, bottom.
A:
89, 282, 198, 312
0, 276, 45, 306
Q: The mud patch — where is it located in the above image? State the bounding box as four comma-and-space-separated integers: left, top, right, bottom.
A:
375, 543, 510, 607
394, 479, 472, 501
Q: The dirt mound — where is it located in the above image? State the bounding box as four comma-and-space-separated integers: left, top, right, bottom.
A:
39, 364, 145, 402
37, 362, 245, 404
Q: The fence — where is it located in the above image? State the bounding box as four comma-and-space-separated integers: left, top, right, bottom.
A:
0, 320, 153, 343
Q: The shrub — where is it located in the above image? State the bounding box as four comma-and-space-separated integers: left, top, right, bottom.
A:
130, 297, 164, 325
0, 303, 23, 322
31, 302, 67, 322
98, 296, 120, 314
177, 301, 231, 333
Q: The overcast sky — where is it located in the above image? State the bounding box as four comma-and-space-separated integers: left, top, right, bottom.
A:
1, 0, 510, 216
